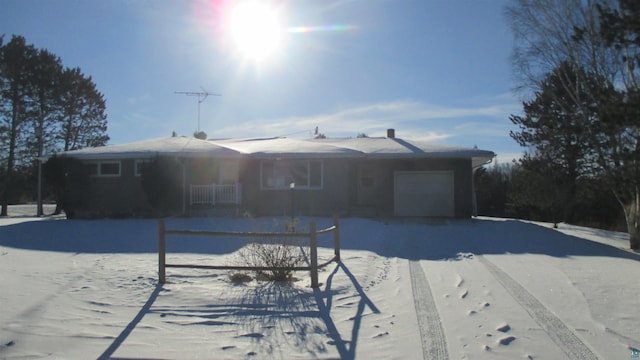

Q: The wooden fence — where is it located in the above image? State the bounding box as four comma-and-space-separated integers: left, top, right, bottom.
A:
158, 217, 340, 288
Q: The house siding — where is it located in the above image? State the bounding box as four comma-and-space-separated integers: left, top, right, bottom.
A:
66, 156, 475, 219
78, 159, 151, 218
346, 158, 473, 218
242, 157, 473, 218
242, 159, 350, 216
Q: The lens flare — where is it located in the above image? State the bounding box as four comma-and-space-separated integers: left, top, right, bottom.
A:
229, 1, 283, 62
287, 24, 356, 34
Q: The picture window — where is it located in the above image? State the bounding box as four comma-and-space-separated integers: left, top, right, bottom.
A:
260, 160, 323, 189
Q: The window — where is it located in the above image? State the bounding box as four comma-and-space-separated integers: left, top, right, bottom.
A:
100, 162, 120, 176
261, 160, 323, 189
134, 160, 148, 177
87, 161, 121, 177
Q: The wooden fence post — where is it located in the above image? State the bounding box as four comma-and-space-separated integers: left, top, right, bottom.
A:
310, 221, 319, 288
158, 219, 166, 284
333, 215, 340, 262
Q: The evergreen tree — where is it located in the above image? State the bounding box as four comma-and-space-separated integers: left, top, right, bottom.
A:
0, 35, 110, 216
474, 162, 511, 217
591, 0, 640, 249
506, 0, 640, 248
0, 35, 38, 216
42, 155, 89, 218
506, 155, 565, 225
140, 156, 182, 216
509, 62, 614, 223
58, 67, 109, 151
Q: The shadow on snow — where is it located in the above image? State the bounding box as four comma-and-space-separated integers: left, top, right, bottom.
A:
312, 216, 638, 262
0, 216, 637, 262
97, 261, 376, 360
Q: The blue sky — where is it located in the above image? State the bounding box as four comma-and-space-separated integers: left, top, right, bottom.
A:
1, 0, 524, 163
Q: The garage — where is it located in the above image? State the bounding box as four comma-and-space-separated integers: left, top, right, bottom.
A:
394, 171, 454, 217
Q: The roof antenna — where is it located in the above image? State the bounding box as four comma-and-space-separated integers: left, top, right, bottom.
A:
175, 88, 221, 132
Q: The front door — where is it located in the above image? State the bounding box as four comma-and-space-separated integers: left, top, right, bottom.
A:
357, 164, 377, 206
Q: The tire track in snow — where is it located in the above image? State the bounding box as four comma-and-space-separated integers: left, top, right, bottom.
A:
409, 260, 449, 360
477, 255, 599, 360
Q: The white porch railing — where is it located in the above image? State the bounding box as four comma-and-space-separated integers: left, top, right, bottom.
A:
189, 183, 242, 205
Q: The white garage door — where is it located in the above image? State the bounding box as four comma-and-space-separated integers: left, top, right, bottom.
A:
394, 171, 454, 217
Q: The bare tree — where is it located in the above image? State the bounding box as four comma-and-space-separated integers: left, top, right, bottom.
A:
506, 0, 615, 93
505, 0, 640, 248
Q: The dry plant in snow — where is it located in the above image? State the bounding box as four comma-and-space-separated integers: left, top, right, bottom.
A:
230, 218, 308, 282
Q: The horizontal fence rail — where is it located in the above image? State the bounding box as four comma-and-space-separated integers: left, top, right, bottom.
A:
158, 216, 340, 288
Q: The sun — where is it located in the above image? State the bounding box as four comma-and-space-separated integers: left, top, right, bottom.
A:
229, 2, 283, 62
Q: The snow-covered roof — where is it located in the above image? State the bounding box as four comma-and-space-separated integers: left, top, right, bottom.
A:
48, 137, 240, 160
53, 136, 495, 167
210, 137, 363, 158
211, 137, 495, 167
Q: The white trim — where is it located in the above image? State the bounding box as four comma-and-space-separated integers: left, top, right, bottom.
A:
134, 160, 148, 177
87, 161, 121, 177
189, 183, 243, 205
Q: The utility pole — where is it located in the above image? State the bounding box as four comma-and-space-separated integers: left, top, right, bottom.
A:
36, 113, 44, 217
175, 89, 221, 132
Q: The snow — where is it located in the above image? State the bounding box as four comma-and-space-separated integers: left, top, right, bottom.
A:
44, 137, 241, 160
1, 206, 639, 359
212, 137, 495, 167
54, 136, 495, 167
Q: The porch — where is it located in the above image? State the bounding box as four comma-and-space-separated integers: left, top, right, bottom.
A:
189, 183, 242, 206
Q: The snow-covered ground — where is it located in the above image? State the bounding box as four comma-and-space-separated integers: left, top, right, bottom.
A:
1, 206, 639, 359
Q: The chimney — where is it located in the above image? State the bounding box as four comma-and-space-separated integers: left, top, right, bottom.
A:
387, 128, 395, 139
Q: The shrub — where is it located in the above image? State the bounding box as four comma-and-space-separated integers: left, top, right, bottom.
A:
42, 155, 89, 218
140, 155, 182, 217
233, 218, 308, 282
229, 272, 253, 283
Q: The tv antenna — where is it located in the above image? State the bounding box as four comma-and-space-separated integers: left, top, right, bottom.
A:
175, 88, 221, 132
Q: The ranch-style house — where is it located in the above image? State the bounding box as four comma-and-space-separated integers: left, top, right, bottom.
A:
49, 129, 495, 219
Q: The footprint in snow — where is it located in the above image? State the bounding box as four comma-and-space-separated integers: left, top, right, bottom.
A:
498, 336, 516, 346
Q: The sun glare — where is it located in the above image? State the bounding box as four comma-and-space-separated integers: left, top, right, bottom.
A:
229, 2, 283, 62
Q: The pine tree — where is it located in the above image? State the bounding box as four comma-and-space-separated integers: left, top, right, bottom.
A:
0, 36, 39, 216
506, 0, 640, 248
509, 62, 615, 223
591, 0, 640, 249
57, 67, 109, 151
0, 35, 110, 216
